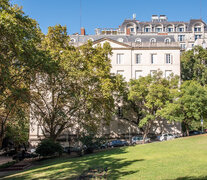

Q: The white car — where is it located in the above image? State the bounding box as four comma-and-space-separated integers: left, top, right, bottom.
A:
132, 136, 151, 144
159, 133, 175, 141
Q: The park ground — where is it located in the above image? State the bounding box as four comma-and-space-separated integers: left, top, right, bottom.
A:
1, 134, 207, 180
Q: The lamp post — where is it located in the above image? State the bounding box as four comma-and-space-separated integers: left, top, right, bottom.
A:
128, 126, 131, 144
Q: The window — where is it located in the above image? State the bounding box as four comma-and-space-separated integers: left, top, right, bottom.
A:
151, 54, 157, 64
178, 35, 185, 42
130, 28, 134, 32
117, 54, 124, 64
135, 70, 142, 79
178, 28, 184, 32
150, 38, 156, 44
194, 27, 201, 32
145, 28, 151, 32
117, 107, 123, 118
70, 38, 76, 43
165, 70, 172, 78
156, 28, 162, 32
117, 70, 124, 76
195, 34, 202, 40
167, 28, 173, 32
180, 44, 186, 50
166, 54, 171, 64
135, 54, 141, 64
164, 38, 171, 44
150, 70, 156, 76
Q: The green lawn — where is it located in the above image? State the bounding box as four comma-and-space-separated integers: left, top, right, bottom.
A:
2, 134, 207, 180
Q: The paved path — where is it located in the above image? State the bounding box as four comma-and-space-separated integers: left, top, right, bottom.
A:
0, 156, 13, 166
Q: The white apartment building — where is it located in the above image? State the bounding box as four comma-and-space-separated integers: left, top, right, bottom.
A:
30, 16, 186, 146
95, 15, 207, 51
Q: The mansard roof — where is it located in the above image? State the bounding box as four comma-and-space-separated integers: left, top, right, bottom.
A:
69, 35, 176, 43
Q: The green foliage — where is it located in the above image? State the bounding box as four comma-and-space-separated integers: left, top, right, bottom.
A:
128, 71, 179, 140
0, 0, 52, 148
30, 25, 120, 141
181, 46, 207, 85
36, 139, 63, 157
159, 80, 207, 135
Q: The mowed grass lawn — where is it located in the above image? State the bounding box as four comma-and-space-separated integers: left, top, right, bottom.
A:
2, 134, 207, 180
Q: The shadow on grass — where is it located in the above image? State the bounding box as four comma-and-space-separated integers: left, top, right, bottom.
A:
174, 176, 207, 180
2, 147, 143, 180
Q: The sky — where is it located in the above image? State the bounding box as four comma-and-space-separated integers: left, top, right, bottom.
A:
10, 0, 207, 35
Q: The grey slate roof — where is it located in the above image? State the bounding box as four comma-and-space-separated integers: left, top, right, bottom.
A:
69, 35, 176, 43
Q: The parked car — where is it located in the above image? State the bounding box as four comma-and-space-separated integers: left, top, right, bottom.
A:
108, 140, 128, 148
189, 130, 203, 136
132, 136, 151, 144
100, 142, 109, 149
158, 133, 175, 141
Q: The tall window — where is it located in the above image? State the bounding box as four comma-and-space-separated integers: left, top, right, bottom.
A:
178, 27, 184, 32
145, 28, 151, 32
195, 34, 202, 40
117, 54, 124, 64
178, 35, 185, 42
180, 44, 186, 50
135, 54, 141, 64
151, 54, 157, 64
167, 27, 173, 32
194, 27, 201, 32
135, 70, 142, 79
166, 54, 171, 64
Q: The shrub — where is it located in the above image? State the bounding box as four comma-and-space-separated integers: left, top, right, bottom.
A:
36, 139, 63, 157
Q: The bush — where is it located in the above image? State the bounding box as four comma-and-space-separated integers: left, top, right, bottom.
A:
36, 139, 63, 157
79, 134, 105, 154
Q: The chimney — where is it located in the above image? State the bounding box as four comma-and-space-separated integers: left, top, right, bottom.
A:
126, 28, 130, 35
81, 27, 85, 35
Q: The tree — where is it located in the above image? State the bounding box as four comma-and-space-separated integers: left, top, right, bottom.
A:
181, 46, 207, 85
0, 0, 49, 148
128, 71, 179, 143
159, 80, 207, 136
30, 25, 119, 141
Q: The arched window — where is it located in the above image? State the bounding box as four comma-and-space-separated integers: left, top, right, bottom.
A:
164, 38, 171, 44
70, 38, 76, 43
150, 38, 156, 44
117, 38, 124, 42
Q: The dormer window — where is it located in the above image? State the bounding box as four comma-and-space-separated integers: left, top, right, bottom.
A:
70, 38, 76, 43
194, 24, 202, 32
150, 38, 156, 44
164, 38, 171, 44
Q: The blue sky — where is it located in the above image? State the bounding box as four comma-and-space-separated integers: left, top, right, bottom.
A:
11, 0, 207, 35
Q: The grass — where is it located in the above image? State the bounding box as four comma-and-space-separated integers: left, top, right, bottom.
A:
1, 134, 207, 180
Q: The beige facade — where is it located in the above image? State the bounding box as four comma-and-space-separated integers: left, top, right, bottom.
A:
29, 37, 182, 147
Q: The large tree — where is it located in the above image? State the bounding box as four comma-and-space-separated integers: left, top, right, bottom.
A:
30, 25, 120, 141
0, 0, 49, 148
181, 46, 207, 85
159, 80, 207, 136
128, 71, 179, 143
